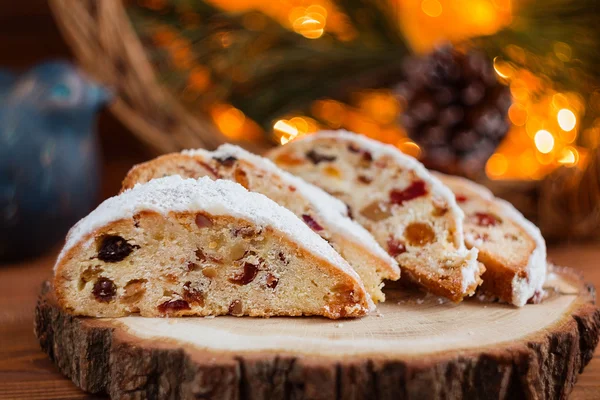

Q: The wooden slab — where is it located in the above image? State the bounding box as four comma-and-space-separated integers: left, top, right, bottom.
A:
35, 266, 600, 400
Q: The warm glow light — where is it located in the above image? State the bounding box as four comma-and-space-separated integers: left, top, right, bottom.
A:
292, 7, 326, 39
493, 57, 512, 79
274, 119, 298, 137
397, 140, 421, 158
558, 147, 579, 166
486, 153, 508, 177
557, 109, 576, 131
508, 104, 527, 126
421, 0, 442, 17
213, 106, 246, 139
534, 130, 555, 154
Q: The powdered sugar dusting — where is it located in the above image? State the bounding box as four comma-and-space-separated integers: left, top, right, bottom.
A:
434, 172, 547, 306
191, 144, 398, 274
55, 176, 365, 288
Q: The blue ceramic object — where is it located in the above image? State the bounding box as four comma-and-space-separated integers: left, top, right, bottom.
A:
0, 61, 111, 262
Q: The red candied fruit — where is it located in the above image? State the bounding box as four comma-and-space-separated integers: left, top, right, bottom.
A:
473, 212, 501, 227
390, 181, 428, 206
455, 194, 468, 203
302, 214, 324, 231
387, 237, 407, 257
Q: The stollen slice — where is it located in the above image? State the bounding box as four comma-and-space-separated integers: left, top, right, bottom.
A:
268, 130, 484, 302
53, 176, 374, 319
122, 144, 399, 302
434, 173, 547, 306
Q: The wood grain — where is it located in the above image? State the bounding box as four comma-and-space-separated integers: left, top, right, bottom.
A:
0, 246, 599, 399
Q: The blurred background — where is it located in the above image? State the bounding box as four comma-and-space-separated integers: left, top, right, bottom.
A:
1, 0, 600, 262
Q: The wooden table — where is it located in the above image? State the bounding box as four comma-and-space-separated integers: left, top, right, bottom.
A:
1, 245, 599, 399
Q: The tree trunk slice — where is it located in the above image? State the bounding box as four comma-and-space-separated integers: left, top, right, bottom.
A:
35, 266, 600, 400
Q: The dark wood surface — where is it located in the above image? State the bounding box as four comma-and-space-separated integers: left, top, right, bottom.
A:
0, 245, 598, 399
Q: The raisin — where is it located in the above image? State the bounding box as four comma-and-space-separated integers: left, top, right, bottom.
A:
228, 300, 243, 316
302, 214, 324, 231
405, 223, 436, 246
195, 213, 213, 228
266, 273, 279, 289
360, 201, 392, 221
234, 168, 249, 189
306, 149, 336, 164
289, 186, 296, 192
278, 251, 290, 265
183, 282, 205, 306
472, 212, 501, 227
357, 175, 372, 184
98, 235, 138, 262
158, 299, 191, 314
390, 181, 428, 206
361, 151, 373, 163
229, 262, 258, 285
122, 279, 147, 303
455, 194, 468, 203
214, 155, 237, 167
92, 277, 116, 302
387, 237, 407, 257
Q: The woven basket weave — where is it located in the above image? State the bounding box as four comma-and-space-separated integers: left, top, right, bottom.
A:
50, 0, 227, 154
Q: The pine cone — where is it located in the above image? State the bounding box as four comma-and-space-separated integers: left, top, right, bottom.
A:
395, 45, 511, 177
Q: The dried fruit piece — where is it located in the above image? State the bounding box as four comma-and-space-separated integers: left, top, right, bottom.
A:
81, 266, 103, 283
122, 279, 147, 303
187, 262, 201, 271
360, 201, 392, 221
228, 299, 243, 316
92, 277, 116, 303
195, 213, 213, 228
347, 144, 361, 153
202, 267, 218, 278
302, 214, 324, 231
158, 299, 191, 314
197, 161, 219, 177
98, 235, 138, 262
213, 155, 237, 167
324, 165, 342, 178
275, 153, 304, 166
472, 212, 501, 227
306, 149, 336, 164
357, 175, 372, 184
387, 238, 407, 257
234, 168, 249, 189
266, 273, 279, 289
390, 181, 428, 206
229, 262, 259, 285
183, 282, 205, 306
405, 222, 436, 246
455, 194, 468, 203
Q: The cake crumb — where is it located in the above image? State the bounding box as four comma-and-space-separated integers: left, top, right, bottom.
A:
416, 298, 424, 305
204, 315, 216, 319
335, 323, 344, 328
468, 330, 474, 336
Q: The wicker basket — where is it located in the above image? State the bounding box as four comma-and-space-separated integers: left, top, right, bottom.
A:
49, 0, 228, 154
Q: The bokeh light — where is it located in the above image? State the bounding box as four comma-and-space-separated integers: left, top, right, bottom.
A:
534, 130, 554, 154
557, 108, 576, 132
